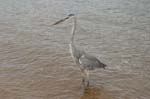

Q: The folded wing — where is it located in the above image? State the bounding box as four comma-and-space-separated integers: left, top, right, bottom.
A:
79, 53, 106, 70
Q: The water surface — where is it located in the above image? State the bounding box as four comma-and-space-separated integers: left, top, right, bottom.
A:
0, 0, 150, 99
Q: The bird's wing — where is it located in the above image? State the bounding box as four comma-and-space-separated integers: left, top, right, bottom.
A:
79, 53, 105, 70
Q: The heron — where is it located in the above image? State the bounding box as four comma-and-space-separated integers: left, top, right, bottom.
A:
52, 14, 107, 87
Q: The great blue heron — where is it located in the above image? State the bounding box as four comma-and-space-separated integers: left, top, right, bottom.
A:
52, 14, 107, 87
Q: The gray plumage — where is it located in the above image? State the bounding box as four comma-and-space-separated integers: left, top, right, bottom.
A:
52, 14, 107, 87
79, 53, 106, 70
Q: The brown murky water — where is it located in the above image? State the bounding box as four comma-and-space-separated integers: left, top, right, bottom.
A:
0, 0, 150, 99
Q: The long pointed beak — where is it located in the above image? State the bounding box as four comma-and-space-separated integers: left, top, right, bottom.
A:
51, 16, 70, 26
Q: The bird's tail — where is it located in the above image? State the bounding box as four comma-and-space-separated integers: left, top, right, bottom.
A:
102, 63, 107, 69
98, 61, 107, 69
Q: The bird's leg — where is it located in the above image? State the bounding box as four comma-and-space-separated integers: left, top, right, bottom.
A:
80, 69, 90, 88
85, 70, 90, 87
82, 78, 86, 88
80, 69, 86, 85
82, 77, 85, 84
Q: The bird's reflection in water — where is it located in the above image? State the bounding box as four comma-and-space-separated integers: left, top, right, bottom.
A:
80, 86, 113, 99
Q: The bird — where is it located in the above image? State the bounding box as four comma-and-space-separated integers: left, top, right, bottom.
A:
52, 14, 107, 87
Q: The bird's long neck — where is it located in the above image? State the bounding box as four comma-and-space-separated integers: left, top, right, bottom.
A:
70, 16, 76, 44
69, 16, 78, 59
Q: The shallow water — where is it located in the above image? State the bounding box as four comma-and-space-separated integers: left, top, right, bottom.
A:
0, 0, 150, 99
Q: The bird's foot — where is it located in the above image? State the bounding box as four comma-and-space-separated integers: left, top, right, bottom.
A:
87, 81, 89, 87
81, 78, 90, 89
82, 78, 85, 83
84, 82, 90, 90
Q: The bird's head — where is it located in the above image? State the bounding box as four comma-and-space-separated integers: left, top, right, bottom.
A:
68, 14, 75, 17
